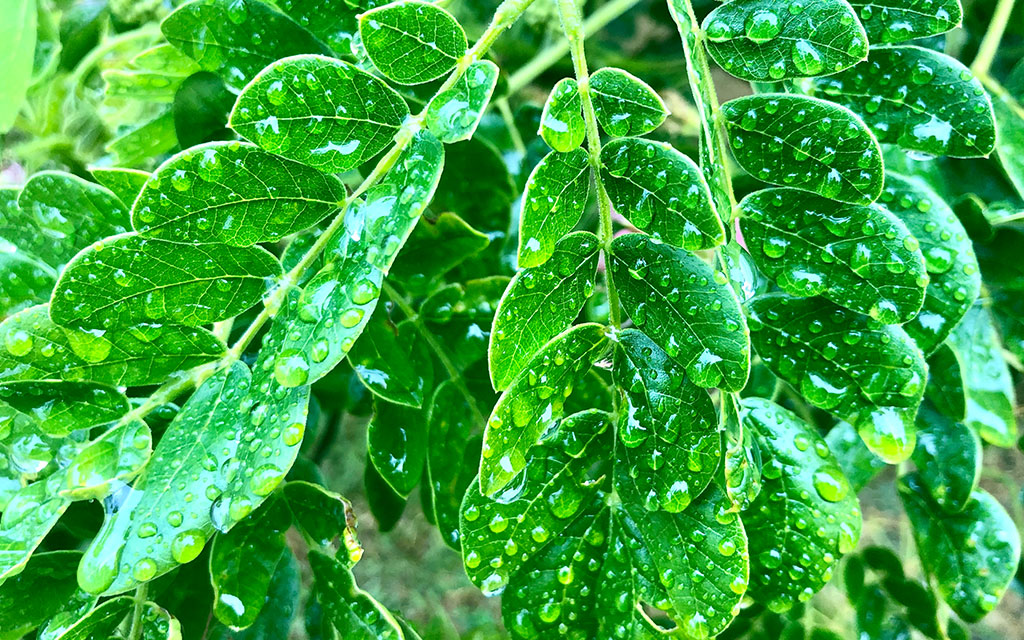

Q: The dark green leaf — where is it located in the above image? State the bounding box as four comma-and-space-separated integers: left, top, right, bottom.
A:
737, 187, 928, 323
721, 94, 883, 204
364, 457, 407, 533
10, 172, 129, 268
283, 481, 360, 558
367, 399, 427, 496
900, 473, 1020, 622
0, 305, 225, 386
0, 552, 82, 640
589, 67, 668, 137
703, 0, 868, 81
517, 149, 591, 269
272, 0, 360, 51
209, 550, 300, 640
173, 71, 235, 148
230, 54, 410, 174
132, 141, 346, 246
847, 0, 962, 44
211, 496, 291, 628
948, 303, 1017, 447
89, 168, 150, 210
742, 398, 862, 612
601, 137, 724, 251
613, 328, 719, 512
610, 233, 750, 391
52, 234, 280, 329
540, 78, 585, 153
925, 343, 966, 420
826, 421, 885, 492
479, 323, 610, 496
351, 317, 432, 408
462, 409, 609, 595
390, 212, 489, 293
359, 1, 467, 85
425, 60, 498, 143
161, 0, 330, 91
912, 403, 980, 513
62, 419, 152, 501
309, 551, 406, 638
491, 231, 599, 390
992, 88, 1024, 198
426, 381, 479, 549
0, 380, 128, 437
747, 294, 926, 463
812, 46, 996, 158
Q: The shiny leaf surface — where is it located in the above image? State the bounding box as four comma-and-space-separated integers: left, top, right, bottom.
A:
517, 149, 591, 269
589, 67, 668, 137
359, 1, 467, 85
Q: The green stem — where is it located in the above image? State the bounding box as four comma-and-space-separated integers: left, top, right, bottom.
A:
971, 0, 1017, 77
507, 0, 644, 95
556, 0, 622, 329
127, 583, 148, 640
382, 282, 488, 427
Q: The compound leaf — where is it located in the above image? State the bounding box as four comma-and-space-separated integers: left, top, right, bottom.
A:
161, 0, 329, 91
812, 46, 996, 158
900, 474, 1020, 622
132, 141, 346, 246
540, 78, 585, 153
610, 233, 750, 391
359, 1, 467, 85
847, 0, 962, 44
230, 54, 409, 174
601, 137, 724, 251
613, 329, 719, 513
0, 305, 224, 387
491, 231, 600, 390
747, 294, 926, 463
517, 149, 591, 269
742, 398, 862, 612
738, 187, 928, 323
703, 0, 868, 81
51, 234, 280, 329
479, 323, 610, 496
948, 304, 1017, 447
589, 67, 668, 137
722, 94, 883, 204
425, 60, 498, 143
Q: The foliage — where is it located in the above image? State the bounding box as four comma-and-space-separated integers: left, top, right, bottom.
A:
0, 0, 1022, 638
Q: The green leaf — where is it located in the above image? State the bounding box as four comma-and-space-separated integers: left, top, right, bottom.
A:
613, 328, 719, 512
925, 343, 966, 421
102, 43, 202, 103
0, 551, 81, 640
89, 168, 150, 209
462, 409, 610, 595
310, 551, 407, 638
107, 110, 179, 168
722, 392, 762, 510
62, 419, 152, 501
364, 457, 407, 532
367, 398, 427, 496
211, 496, 291, 628
540, 78, 585, 153
0, 305, 225, 387
517, 149, 592, 269
271, 0, 360, 51
601, 137, 725, 251
589, 67, 668, 137
811, 46, 996, 158
948, 303, 1017, 447
992, 88, 1024, 198
610, 233, 750, 391
423, 277, 506, 373
826, 421, 885, 492
161, 0, 330, 91
36, 590, 100, 640
359, 1, 467, 85
702, 0, 868, 81
0, 476, 71, 582
721, 94, 883, 204
741, 398, 862, 612
617, 483, 748, 638
478, 324, 610, 496
51, 233, 280, 330
390, 212, 489, 293
173, 71, 236, 149
0, 0, 34, 132
426, 381, 479, 549
425, 60, 498, 143
847, 0, 962, 44
0, 242, 56, 318
491, 231, 599, 390
737, 187, 928, 324
132, 141, 346, 246
0, 381, 128, 437
9, 172, 130, 268
209, 551, 300, 640
900, 473, 1020, 622
911, 403, 980, 513
284, 481, 361, 559
879, 173, 980, 353
229, 54, 410, 174
747, 294, 927, 463
77, 361, 309, 594
349, 317, 433, 408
